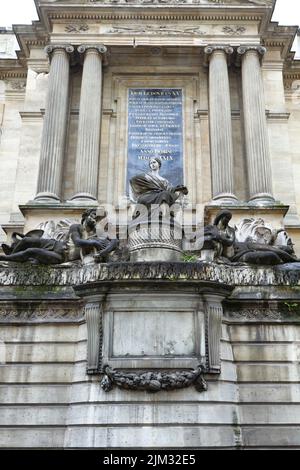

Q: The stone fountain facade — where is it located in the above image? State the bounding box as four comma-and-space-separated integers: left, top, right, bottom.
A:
0, 0, 300, 449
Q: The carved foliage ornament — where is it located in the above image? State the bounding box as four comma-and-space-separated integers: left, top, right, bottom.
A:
100, 365, 207, 393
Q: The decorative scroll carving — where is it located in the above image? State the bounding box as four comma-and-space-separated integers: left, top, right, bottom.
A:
77, 44, 107, 55
65, 24, 89, 33
44, 44, 74, 57
205, 45, 234, 55
237, 45, 267, 57
0, 305, 83, 323
222, 26, 246, 35
100, 365, 207, 393
225, 306, 282, 320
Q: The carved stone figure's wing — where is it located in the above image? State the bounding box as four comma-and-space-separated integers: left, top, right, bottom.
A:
24, 229, 45, 239
52, 219, 75, 241
36, 219, 75, 241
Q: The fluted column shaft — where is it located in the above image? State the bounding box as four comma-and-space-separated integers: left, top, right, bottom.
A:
205, 46, 237, 203
72, 45, 107, 201
238, 46, 274, 203
35, 45, 73, 201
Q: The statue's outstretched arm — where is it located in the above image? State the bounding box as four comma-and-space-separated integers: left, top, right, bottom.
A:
70, 225, 103, 250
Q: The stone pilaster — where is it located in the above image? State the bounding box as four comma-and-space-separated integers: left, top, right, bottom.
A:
71, 45, 107, 202
35, 45, 74, 202
84, 299, 103, 374
205, 46, 237, 204
237, 46, 275, 204
203, 294, 224, 373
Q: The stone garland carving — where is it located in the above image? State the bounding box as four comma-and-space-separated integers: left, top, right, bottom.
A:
100, 365, 207, 393
65, 24, 89, 33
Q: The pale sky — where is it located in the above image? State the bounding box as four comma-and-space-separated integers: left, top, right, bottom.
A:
1, 0, 300, 30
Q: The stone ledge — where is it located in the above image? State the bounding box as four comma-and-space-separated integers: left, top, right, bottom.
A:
0, 261, 299, 288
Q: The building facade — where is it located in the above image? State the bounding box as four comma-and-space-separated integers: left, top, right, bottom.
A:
0, 0, 300, 449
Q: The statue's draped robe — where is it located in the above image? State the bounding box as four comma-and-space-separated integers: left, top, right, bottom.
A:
130, 173, 178, 206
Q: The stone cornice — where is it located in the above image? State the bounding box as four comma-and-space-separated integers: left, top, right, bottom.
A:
0, 261, 299, 288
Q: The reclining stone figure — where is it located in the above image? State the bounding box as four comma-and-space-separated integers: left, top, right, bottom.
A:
0, 209, 118, 265
202, 211, 298, 266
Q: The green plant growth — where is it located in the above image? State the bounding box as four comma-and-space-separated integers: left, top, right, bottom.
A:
284, 302, 300, 314
182, 253, 198, 263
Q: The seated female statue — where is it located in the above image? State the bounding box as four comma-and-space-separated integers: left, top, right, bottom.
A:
129, 157, 188, 209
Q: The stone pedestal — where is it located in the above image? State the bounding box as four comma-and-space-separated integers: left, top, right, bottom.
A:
128, 219, 183, 262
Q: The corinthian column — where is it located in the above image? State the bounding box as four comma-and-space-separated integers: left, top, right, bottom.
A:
205, 46, 237, 204
35, 45, 74, 202
71, 45, 107, 201
237, 46, 275, 204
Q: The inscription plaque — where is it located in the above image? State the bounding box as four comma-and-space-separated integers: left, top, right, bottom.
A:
127, 88, 184, 192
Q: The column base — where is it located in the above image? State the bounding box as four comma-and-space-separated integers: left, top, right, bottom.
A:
211, 193, 239, 205
69, 193, 98, 204
248, 193, 276, 206
34, 192, 61, 203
